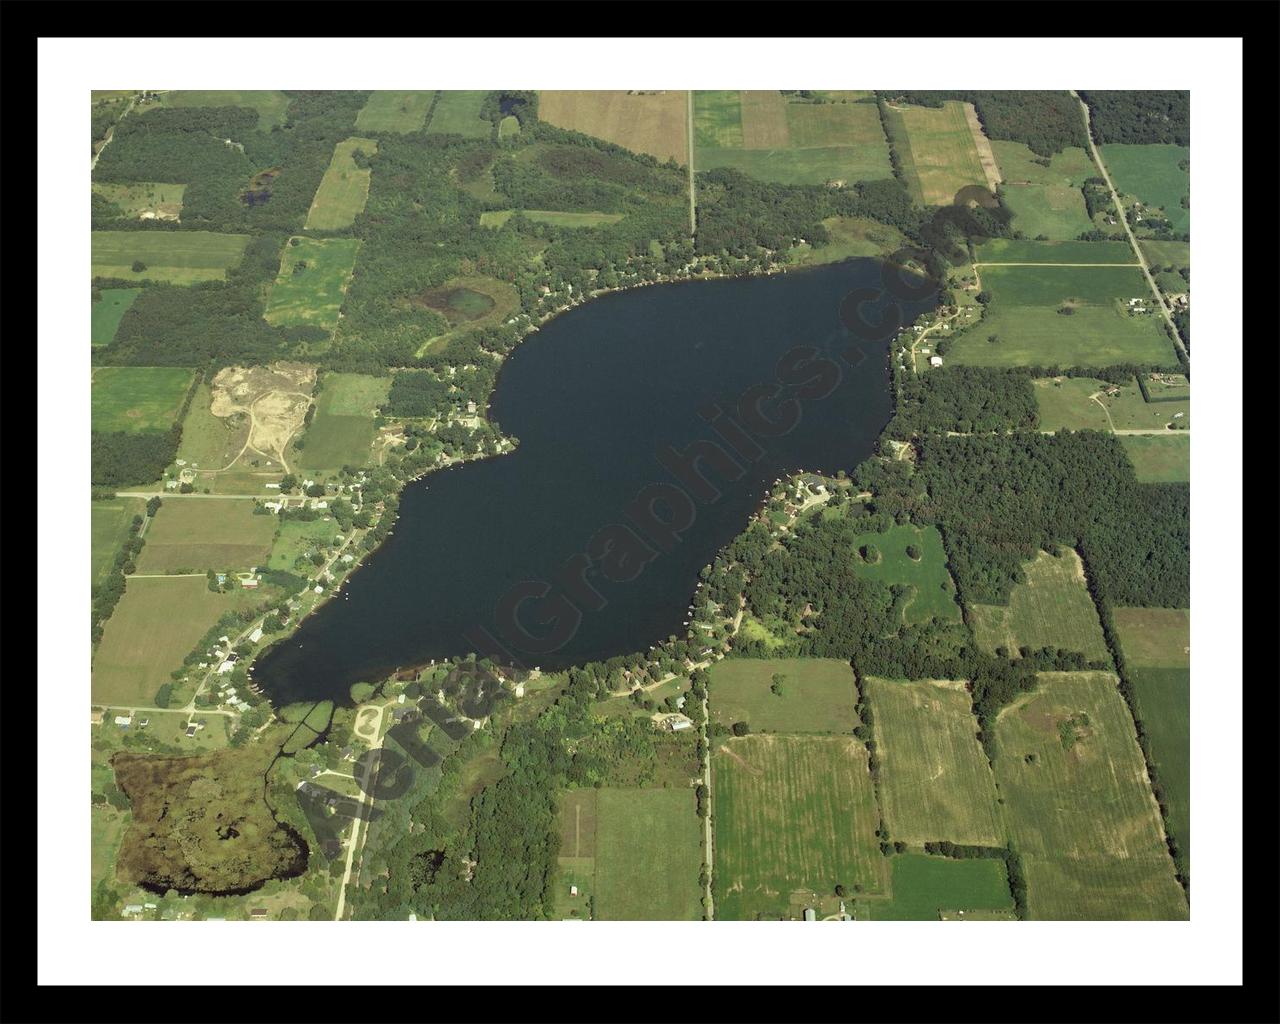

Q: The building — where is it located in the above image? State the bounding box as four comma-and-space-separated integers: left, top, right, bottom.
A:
90, 709, 105, 726
929, 356, 944, 367
114, 715, 132, 728
248, 627, 263, 644
803, 907, 816, 922
249, 908, 268, 919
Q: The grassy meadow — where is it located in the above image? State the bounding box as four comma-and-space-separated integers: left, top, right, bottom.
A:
92, 231, 251, 284
134, 499, 276, 574
304, 138, 377, 231
708, 658, 858, 734
91, 288, 142, 347
264, 237, 361, 332
848, 523, 962, 624
91, 367, 194, 433
355, 91, 434, 133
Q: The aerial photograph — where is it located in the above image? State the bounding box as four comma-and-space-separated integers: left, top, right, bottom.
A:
79, 83, 1200, 929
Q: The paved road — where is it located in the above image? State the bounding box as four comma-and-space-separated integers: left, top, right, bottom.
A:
687, 91, 697, 237
1072, 90, 1189, 366
117, 491, 267, 500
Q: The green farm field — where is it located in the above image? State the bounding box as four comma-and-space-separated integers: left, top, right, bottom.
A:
866, 678, 1004, 846
708, 658, 858, 734
91, 231, 251, 284
848, 523, 961, 624
1002, 184, 1094, 240
294, 374, 389, 472
990, 141, 1096, 187
92, 181, 186, 220
264, 237, 361, 331
950, 264, 1177, 368
92, 577, 251, 706
975, 239, 1136, 264
355, 91, 434, 133
479, 210, 625, 229
969, 549, 1111, 663
864, 854, 1014, 920
1033, 376, 1189, 432
993, 672, 1187, 920
155, 90, 291, 128
1138, 240, 1190, 270
1120, 435, 1190, 482
91, 499, 144, 588
1114, 608, 1190, 869
91, 288, 141, 347
134, 499, 276, 574
593, 788, 703, 921
713, 734, 887, 920
426, 91, 491, 138
883, 101, 987, 205
91, 367, 194, 433
304, 138, 377, 231
1101, 144, 1190, 236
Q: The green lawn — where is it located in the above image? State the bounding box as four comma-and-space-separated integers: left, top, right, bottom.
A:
498, 116, 521, 140
1120, 435, 1190, 482
92, 499, 144, 588
91, 288, 141, 347
713, 734, 887, 920
156, 90, 291, 129
1034, 376, 1189, 432
708, 658, 858, 733
1100, 144, 1190, 236
355, 91, 434, 133
848, 523, 961, 624
304, 138, 377, 231
92, 367, 194, 433
426, 91, 491, 138
993, 672, 1187, 920
92, 231, 251, 284
864, 854, 1014, 920
1113, 608, 1190, 871
593, 788, 703, 920
867, 678, 1004, 846
264, 237, 361, 331
969, 549, 1111, 663
950, 264, 1177, 368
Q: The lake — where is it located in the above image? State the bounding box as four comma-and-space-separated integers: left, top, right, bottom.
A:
254, 259, 938, 704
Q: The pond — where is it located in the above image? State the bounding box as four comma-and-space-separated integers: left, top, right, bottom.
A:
254, 259, 938, 705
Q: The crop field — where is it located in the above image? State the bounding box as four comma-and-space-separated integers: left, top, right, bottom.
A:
1114, 608, 1190, 867
786, 215, 908, 267
156, 90, 291, 128
91, 366, 194, 433
882, 101, 989, 205
294, 374, 389, 472
304, 138, 377, 231
92, 181, 186, 220
1101, 144, 1190, 236
695, 91, 893, 186
950, 264, 1177, 368
866, 678, 1004, 846
539, 90, 688, 164
92, 577, 248, 706
425, 91, 491, 138
92, 499, 144, 588
1033, 376, 1189, 433
134, 499, 277, 574
479, 209, 625, 229
990, 141, 1096, 187
975, 239, 1135, 264
1120, 435, 1190, 482
864, 854, 1014, 920
1001, 184, 1096, 240
1138, 240, 1190, 270
970, 549, 1110, 663
355, 91, 434, 133
593, 788, 702, 921
91, 231, 251, 284
264, 237, 361, 331
848, 523, 961, 624
91, 288, 141, 347
713, 734, 887, 920
708, 658, 858, 734
993, 672, 1187, 919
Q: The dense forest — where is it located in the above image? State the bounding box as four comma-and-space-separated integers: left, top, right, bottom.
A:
888, 366, 1039, 436
1079, 91, 1190, 146
877, 91, 1089, 155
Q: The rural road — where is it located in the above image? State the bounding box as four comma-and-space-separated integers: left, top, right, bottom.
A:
90, 95, 136, 171
117, 491, 271, 500
334, 701, 389, 921
687, 91, 697, 238
1071, 90, 1189, 366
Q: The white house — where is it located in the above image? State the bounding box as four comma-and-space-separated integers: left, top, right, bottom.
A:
929, 355, 944, 367
248, 627, 263, 643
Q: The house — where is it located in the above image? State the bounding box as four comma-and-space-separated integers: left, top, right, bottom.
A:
122, 905, 144, 917
217, 660, 236, 675
929, 356, 944, 367
668, 717, 694, 732
248, 627, 264, 644
241, 577, 259, 589
803, 908, 817, 922
138, 718, 149, 728
314, 584, 324, 594
114, 715, 132, 727
186, 724, 198, 737
90, 709, 105, 726
265, 482, 280, 489
249, 908, 268, 919
570, 885, 579, 897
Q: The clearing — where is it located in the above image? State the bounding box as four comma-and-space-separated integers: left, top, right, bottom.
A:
425, 91, 492, 138
91, 288, 142, 347
264, 237, 361, 333
848, 523, 962, 624
708, 658, 858, 734
92, 367, 194, 433
304, 138, 377, 231
91, 231, 251, 285
862, 853, 1014, 920
93, 181, 186, 221
355, 91, 434, 133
